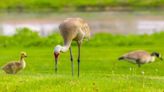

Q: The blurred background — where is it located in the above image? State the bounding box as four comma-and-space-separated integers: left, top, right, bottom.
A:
1, 1, 164, 91
0, 0, 164, 36
0, 0, 164, 48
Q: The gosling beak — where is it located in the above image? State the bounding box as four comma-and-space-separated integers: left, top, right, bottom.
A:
54, 52, 59, 73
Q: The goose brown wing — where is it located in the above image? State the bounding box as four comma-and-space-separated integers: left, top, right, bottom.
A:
124, 50, 150, 60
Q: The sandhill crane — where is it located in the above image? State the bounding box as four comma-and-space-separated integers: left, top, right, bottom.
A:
118, 50, 163, 67
54, 18, 90, 77
2, 52, 27, 74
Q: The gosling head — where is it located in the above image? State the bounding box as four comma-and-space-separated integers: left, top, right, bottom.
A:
20, 52, 27, 58
151, 52, 163, 61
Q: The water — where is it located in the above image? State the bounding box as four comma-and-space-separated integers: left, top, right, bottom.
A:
0, 11, 164, 36
1, 23, 59, 36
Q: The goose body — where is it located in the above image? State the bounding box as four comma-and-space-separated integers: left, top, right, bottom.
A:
118, 50, 162, 67
2, 52, 27, 74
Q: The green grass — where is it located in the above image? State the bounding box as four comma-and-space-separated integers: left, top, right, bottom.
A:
0, 46, 164, 92
0, 0, 163, 12
1, 28, 164, 48
0, 31, 164, 91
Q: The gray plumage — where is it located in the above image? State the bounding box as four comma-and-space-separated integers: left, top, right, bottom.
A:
59, 18, 90, 47
118, 50, 163, 67
54, 18, 91, 77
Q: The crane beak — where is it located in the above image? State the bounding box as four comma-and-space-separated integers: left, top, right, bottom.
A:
54, 52, 59, 73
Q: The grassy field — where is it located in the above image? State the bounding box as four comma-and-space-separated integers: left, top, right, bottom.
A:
0, 30, 164, 91
0, 46, 164, 92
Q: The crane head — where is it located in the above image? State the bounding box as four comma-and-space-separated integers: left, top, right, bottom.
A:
54, 45, 62, 73
54, 52, 59, 60
54, 45, 62, 61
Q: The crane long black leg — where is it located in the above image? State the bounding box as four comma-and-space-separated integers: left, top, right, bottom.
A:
77, 44, 81, 77
70, 46, 74, 76
55, 60, 57, 73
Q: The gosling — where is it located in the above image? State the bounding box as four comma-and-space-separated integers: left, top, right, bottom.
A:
118, 50, 163, 67
2, 52, 27, 74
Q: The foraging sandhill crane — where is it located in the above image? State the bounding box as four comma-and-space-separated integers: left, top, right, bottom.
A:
118, 50, 163, 67
54, 18, 90, 77
2, 52, 27, 74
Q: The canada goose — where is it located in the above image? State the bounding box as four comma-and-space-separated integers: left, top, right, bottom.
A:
118, 50, 163, 67
2, 52, 27, 74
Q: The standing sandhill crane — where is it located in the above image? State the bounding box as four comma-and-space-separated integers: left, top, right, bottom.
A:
118, 50, 163, 67
2, 52, 27, 74
54, 18, 90, 77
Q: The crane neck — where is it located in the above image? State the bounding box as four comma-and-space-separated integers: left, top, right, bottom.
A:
61, 40, 72, 52
61, 46, 69, 52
